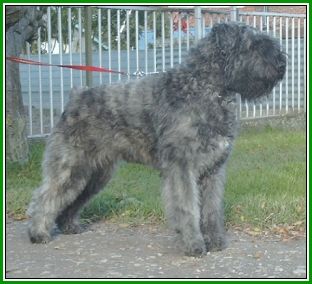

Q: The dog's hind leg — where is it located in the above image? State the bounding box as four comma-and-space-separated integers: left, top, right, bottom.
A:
56, 164, 114, 234
27, 159, 95, 243
161, 163, 206, 256
199, 166, 227, 252
27, 138, 99, 244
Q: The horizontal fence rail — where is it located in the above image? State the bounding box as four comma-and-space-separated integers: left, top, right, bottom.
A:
17, 6, 306, 138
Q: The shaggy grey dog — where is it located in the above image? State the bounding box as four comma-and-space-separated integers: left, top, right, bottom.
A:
27, 22, 286, 256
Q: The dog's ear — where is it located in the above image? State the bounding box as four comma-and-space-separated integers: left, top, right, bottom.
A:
212, 23, 241, 53
211, 23, 226, 49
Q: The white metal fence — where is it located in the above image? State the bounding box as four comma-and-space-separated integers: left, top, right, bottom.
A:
19, 6, 307, 138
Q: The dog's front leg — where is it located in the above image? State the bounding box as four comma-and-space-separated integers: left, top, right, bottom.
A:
161, 163, 206, 257
199, 165, 227, 252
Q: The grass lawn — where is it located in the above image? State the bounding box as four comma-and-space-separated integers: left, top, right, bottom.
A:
6, 126, 306, 230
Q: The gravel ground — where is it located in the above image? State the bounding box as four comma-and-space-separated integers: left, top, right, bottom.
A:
5, 220, 307, 279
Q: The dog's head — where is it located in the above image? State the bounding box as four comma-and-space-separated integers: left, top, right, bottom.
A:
199, 23, 286, 100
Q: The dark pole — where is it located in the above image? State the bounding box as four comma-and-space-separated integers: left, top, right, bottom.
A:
84, 6, 93, 87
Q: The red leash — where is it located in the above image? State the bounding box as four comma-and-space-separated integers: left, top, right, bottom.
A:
6, 56, 127, 75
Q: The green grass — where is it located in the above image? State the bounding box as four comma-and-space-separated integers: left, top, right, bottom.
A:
6, 126, 306, 229
225, 126, 306, 229
6, 142, 45, 217
81, 163, 164, 224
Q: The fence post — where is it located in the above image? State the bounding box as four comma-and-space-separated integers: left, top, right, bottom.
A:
85, 6, 93, 87
230, 6, 238, 22
231, 6, 240, 118
194, 6, 202, 42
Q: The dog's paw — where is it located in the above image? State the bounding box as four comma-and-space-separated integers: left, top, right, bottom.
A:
204, 235, 227, 252
29, 231, 51, 244
184, 238, 207, 257
59, 222, 86, 235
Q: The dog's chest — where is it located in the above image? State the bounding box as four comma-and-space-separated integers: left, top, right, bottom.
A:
191, 96, 237, 140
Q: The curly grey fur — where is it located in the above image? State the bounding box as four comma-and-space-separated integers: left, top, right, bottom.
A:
27, 23, 286, 256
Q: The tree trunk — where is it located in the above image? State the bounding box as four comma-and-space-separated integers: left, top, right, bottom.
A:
5, 6, 43, 163
6, 39, 29, 163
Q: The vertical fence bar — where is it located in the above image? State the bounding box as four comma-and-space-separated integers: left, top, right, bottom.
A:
241, 15, 249, 118
126, 10, 130, 79
272, 16, 276, 115
195, 6, 202, 42
170, 12, 173, 68
236, 9, 242, 119
239, 94, 242, 119
117, 9, 121, 81
252, 16, 257, 117
285, 17, 289, 113
78, 8, 83, 86
153, 11, 157, 73
186, 13, 190, 51
266, 16, 270, 116
162, 12, 165, 72
297, 18, 301, 112
231, 6, 238, 21
259, 16, 263, 117
291, 17, 295, 111
266, 16, 270, 34
47, 7, 54, 129
26, 43, 32, 136
107, 9, 112, 84
58, 7, 64, 112
144, 10, 148, 74
98, 8, 102, 84
68, 8, 73, 88
279, 17, 283, 113
135, 10, 139, 73
303, 18, 306, 112
37, 26, 43, 134
202, 13, 205, 37
236, 14, 242, 118
244, 9, 249, 120
178, 13, 182, 64
245, 99, 249, 118
84, 6, 93, 87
